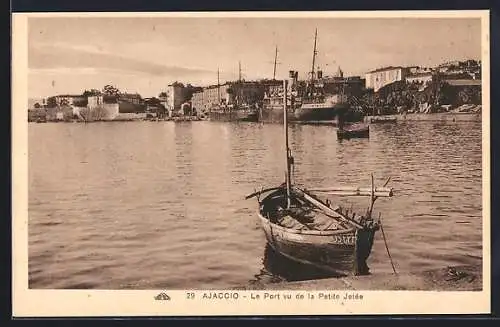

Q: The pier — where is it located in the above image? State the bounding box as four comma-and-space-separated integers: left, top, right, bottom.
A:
365, 112, 481, 123
237, 264, 482, 291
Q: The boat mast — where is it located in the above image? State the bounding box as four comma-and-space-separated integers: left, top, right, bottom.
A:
283, 79, 291, 209
273, 46, 278, 80
310, 28, 318, 85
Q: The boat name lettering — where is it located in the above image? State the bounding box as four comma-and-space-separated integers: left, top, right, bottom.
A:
332, 235, 355, 245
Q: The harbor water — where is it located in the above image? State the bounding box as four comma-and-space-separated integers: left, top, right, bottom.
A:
28, 120, 483, 289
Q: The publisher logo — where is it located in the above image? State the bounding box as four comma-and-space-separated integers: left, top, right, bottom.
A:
154, 292, 171, 301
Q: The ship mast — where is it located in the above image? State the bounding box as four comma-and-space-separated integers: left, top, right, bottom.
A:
273, 46, 278, 80
217, 68, 221, 105
310, 28, 318, 85
237, 61, 242, 107
238, 61, 242, 82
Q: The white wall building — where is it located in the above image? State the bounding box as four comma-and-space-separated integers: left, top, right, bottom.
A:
86, 95, 119, 120
405, 72, 434, 84
167, 82, 186, 116
87, 95, 103, 109
365, 66, 409, 92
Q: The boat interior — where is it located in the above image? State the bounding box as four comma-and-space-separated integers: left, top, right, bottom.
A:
260, 188, 359, 232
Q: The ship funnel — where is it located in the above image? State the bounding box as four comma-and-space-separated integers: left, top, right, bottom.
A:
288, 71, 299, 84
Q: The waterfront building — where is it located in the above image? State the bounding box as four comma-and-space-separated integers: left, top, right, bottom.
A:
190, 81, 267, 113
166, 82, 188, 116
181, 102, 192, 116
319, 75, 365, 98
406, 72, 434, 85
201, 83, 231, 110
54, 94, 87, 106
191, 91, 204, 114
365, 66, 410, 92
87, 95, 104, 109
119, 93, 143, 105
46, 105, 74, 121
158, 93, 168, 111
118, 93, 144, 113
229, 81, 266, 107
28, 108, 47, 122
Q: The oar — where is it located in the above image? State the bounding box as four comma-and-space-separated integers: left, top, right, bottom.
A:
295, 187, 364, 229
379, 212, 398, 275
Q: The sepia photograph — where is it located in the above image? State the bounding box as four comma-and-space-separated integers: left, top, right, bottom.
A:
12, 10, 490, 316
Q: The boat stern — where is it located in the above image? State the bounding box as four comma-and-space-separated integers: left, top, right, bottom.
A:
353, 223, 378, 275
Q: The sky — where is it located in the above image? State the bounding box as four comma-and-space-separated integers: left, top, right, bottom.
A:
28, 16, 482, 99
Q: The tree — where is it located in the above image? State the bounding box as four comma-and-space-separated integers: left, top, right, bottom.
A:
102, 85, 120, 96
102, 85, 120, 104
82, 89, 102, 97
458, 87, 474, 105
33, 102, 41, 109
158, 92, 168, 99
47, 96, 57, 108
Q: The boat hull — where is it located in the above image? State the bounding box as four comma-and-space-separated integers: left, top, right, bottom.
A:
259, 104, 363, 124
208, 110, 259, 122
293, 103, 350, 121
337, 125, 370, 140
258, 212, 375, 276
368, 117, 397, 124
258, 106, 296, 123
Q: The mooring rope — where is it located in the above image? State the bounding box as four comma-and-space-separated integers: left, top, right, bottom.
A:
379, 212, 397, 275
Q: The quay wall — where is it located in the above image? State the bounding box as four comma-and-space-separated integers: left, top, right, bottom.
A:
365, 112, 481, 123
235, 264, 482, 291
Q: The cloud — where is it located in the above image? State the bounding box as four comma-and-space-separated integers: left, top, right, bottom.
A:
28, 41, 213, 78
30, 67, 101, 75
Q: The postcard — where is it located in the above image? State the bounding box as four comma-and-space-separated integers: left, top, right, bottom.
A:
12, 10, 490, 316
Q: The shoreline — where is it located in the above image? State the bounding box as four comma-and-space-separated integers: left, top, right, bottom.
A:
28, 116, 205, 123
29, 112, 482, 124
234, 264, 482, 291
365, 112, 481, 123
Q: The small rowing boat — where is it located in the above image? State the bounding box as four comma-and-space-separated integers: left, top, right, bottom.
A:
369, 116, 397, 124
337, 123, 370, 140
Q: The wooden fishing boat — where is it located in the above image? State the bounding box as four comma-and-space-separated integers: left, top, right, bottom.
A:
246, 80, 394, 276
337, 123, 370, 140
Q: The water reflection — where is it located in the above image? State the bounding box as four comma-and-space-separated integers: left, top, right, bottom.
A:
250, 243, 342, 287
28, 121, 482, 289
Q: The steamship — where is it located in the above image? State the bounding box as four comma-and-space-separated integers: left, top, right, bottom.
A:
259, 29, 353, 124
